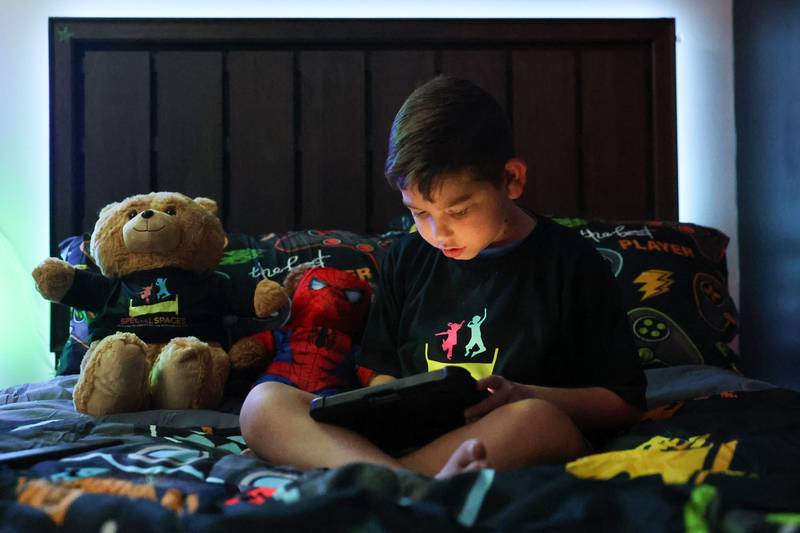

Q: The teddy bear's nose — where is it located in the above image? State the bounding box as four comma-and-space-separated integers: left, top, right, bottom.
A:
141, 210, 154, 219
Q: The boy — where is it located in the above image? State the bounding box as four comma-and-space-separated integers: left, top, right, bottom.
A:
240, 75, 646, 479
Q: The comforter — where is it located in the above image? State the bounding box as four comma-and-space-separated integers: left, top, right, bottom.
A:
1, 366, 798, 532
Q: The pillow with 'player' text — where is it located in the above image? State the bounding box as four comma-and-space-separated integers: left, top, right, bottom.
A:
554, 218, 739, 372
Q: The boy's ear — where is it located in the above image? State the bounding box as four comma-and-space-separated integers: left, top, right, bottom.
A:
503, 158, 528, 200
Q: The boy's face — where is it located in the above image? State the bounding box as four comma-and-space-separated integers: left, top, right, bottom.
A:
401, 166, 527, 260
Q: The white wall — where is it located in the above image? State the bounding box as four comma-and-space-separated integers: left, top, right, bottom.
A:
0, 0, 736, 388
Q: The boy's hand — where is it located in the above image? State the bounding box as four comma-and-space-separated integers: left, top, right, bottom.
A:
464, 375, 530, 423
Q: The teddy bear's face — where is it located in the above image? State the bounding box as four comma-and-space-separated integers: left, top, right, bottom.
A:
90, 192, 226, 277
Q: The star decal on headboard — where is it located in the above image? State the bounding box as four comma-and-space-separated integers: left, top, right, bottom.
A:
56, 26, 74, 43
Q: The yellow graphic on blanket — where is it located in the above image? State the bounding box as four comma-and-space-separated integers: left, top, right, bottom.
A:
425, 343, 498, 379
16, 477, 199, 526
566, 434, 744, 484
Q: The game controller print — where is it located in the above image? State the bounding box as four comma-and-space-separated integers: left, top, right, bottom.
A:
628, 307, 704, 366
693, 272, 738, 333
597, 248, 624, 278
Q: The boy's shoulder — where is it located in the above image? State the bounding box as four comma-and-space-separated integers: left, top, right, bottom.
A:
528, 215, 601, 261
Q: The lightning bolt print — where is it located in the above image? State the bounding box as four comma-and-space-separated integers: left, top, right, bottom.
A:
634, 270, 675, 301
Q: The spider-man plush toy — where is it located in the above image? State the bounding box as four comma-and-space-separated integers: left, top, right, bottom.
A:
230, 266, 373, 395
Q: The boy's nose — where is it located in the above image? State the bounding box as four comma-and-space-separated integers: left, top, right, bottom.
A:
430, 219, 453, 239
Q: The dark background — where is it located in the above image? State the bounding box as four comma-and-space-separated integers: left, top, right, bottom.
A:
735, 0, 800, 387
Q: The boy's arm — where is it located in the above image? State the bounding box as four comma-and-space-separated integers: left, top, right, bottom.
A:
524, 384, 641, 430
369, 374, 397, 387
465, 375, 641, 432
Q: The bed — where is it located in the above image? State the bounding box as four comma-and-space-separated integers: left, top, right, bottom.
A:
2, 17, 799, 531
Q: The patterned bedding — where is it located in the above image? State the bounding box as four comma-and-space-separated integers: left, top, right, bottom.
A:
1, 367, 799, 532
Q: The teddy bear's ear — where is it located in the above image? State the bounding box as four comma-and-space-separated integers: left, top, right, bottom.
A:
283, 265, 314, 297
194, 197, 219, 217
97, 202, 119, 220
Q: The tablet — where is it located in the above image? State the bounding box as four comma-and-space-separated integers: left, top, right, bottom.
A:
309, 366, 488, 455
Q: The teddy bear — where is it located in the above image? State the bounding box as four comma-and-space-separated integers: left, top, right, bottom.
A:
228, 265, 374, 395
32, 192, 288, 416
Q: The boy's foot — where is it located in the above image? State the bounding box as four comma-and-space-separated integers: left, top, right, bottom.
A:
435, 438, 489, 479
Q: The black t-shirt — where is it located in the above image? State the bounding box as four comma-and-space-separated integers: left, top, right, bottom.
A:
61, 267, 241, 345
357, 216, 647, 409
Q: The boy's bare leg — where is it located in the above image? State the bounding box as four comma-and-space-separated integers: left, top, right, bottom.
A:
240, 381, 403, 470
240, 382, 585, 478
399, 398, 587, 477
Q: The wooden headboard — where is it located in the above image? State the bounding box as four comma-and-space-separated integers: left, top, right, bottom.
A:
49, 17, 677, 352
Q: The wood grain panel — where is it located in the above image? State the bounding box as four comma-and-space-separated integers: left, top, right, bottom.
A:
581, 47, 651, 219
441, 50, 507, 112
512, 49, 580, 217
369, 50, 436, 232
651, 21, 678, 219
227, 51, 294, 234
155, 52, 223, 204
299, 51, 365, 231
50, 20, 78, 247
49, 18, 677, 357
83, 51, 151, 229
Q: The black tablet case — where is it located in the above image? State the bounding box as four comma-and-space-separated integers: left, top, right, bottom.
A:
309, 366, 487, 455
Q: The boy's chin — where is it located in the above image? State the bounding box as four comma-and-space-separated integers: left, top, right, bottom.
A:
442, 248, 481, 260
441, 247, 470, 259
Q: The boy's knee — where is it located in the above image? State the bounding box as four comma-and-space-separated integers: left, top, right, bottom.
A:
506, 397, 564, 422
504, 398, 587, 454
240, 382, 308, 435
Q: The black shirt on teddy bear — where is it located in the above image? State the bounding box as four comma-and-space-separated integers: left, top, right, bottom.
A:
61, 267, 236, 345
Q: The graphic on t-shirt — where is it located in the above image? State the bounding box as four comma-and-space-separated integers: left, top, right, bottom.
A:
435, 320, 465, 360
156, 278, 172, 299
129, 277, 179, 317
425, 345, 499, 380
633, 270, 674, 301
139, 285, 153, 303
464, 308, 488, 357
425, 307, 499, 378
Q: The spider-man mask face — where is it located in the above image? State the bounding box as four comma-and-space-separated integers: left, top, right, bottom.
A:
290, 267, 372, 335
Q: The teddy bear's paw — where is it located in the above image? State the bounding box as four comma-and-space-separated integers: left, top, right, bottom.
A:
150, 337, 220, 410
228, 336, 271, 371
254, 279, 289, 318
73, 333, 151, 416
32, 257, 75, 302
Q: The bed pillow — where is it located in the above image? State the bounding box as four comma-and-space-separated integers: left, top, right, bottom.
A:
55, 229, 399, 375
218, 230, 397, 338
553, 218, 740, 372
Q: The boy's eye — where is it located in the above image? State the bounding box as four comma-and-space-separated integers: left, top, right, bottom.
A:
410, 210, 426, 218
450, 207, 470, 218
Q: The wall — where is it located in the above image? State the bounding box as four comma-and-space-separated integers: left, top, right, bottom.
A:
735, 0, 800, 387
0, 0, 736, 388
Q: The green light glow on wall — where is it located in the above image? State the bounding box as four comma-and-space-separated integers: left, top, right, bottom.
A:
0, 230, 52, 386
1, 0, 52, 388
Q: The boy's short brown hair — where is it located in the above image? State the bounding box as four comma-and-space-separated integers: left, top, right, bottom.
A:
385, 75, 514, 200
